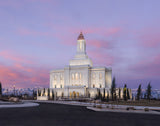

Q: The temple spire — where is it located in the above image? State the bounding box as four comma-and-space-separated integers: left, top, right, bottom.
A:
69, 32, 93, 66
77, 32, 84, 40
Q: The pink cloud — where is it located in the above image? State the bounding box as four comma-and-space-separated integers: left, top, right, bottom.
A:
0, 63, 50, 88
57, 26, 121, 47
87, 39, 113, 48
137, 28, 160, 47
88, 49, 114, 66
129, 54, 160, 78
0, 50, 50, 88
0, 50, 33, 64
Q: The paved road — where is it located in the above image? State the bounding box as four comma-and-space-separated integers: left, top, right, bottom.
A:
0, 103, 160, 126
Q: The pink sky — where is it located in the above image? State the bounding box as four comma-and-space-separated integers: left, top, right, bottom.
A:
0, 0, 160, 89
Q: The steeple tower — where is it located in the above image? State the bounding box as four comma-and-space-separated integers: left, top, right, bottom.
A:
69, 32, 93, 66
76, 32, 86, 56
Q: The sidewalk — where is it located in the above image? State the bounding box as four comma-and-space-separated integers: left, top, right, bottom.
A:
87, 106, 160, 115
24, 100, 160, 110
0, 101, 39, 108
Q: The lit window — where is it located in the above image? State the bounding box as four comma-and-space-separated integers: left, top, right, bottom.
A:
80, 42, 82, 50
72, 73, 74, 80
75, 73, 79, 80
54, 75, 57, 80
99, 73, 102, 79
79, 73, 82, 80
92, 73, 95, 79
60, 74, 63, 80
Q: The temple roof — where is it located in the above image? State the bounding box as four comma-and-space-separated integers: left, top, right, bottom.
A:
77, 32, 84, 40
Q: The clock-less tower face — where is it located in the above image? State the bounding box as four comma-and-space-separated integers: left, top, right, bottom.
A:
76, 32, 86, 54
77, 39, 86, 54
80, 42, 82, 50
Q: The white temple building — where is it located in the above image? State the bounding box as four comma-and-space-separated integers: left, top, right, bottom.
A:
49, 32, 112, 98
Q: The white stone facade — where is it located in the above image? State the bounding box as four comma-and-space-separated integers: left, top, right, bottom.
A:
49, 32, 112, 98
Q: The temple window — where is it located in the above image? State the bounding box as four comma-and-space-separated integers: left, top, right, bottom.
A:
60, 74, 63, 80
72, 73, 74, 80
80, 42, 82, 50
54, 75, 57, 80
99, 73, 102, 79
75, 73, 79, 80
79, 73, 82, 80
92, 73, 95, 79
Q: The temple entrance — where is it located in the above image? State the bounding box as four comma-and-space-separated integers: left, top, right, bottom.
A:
76, 92, 79, 97
73, 91, 76, 98
69, 91, 80, 98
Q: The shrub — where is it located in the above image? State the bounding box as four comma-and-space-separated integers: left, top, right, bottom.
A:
106, 106, 109, 108
96, 105, 102, 109
129, 107, 135, 110
144, 108, 149, 111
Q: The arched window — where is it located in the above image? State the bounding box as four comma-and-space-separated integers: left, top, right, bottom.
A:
60, 85, 62, 88
60, 74, 63, 80
75, 73, 79, 80
99, 73, 102, 79
79, 73, 82, 80
100, 84, 102, 88
93, 84, 95, 88
55, 85, 56, 88
80, 42, 82, 50
92, 73, 95, 79
72, 73, 74, 80
54, 75, 57, 80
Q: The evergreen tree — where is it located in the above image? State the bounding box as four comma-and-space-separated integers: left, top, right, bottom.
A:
146, 82, 152, 101
127, 88, 130, 100
33, 90, 37, 99
97, 89, 101, 99
118, 88, 121, 100
0, 82, 2, 97
52, 90, 54, 100
102, 88, 105, 101
106, 91, 109, 102
43, 88, 45, 96
136, 84, 141, 100
32, 90, 34, 98
88, 92, 90, 98
123, 84, 127, 101
48, 88, 50, 97
38, 89, 41, 96
111, 77, 116, 101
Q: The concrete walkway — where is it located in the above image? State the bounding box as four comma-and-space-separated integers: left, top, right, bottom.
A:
24, 100, 160, 110
87, 107, 160, 115
0, 102, 39, 108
